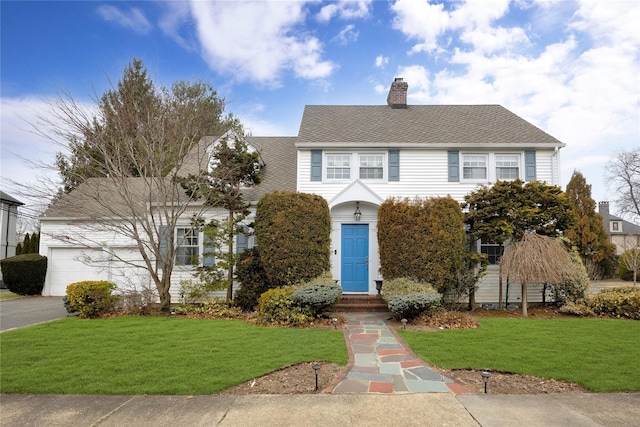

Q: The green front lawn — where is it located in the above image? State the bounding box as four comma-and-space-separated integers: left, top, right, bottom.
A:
400, 317, 640, 392
0, 316, 347, 395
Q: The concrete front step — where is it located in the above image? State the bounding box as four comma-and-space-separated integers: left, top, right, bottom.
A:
330, 295, 389, 312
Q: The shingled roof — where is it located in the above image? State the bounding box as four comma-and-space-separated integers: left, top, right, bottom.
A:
42, 136, 297, 219
296, 104, 564, 147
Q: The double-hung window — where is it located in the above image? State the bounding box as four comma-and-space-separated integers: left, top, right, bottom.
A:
463, 154, 488, 180
496, 154, 520, 180
326, 154, 351, 180
175, 227, 199, 266
359, 154, 384, 179
480, 240, 501, 265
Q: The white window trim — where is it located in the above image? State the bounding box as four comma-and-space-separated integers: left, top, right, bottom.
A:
175, 226, 201, 268
324, 151, 387, 182
461, 152, 525, 183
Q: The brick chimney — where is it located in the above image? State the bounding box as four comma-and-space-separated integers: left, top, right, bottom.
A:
387, 77, 408, 109
599, 201, 610, 216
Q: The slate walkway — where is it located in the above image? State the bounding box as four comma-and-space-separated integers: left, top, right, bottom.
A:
329, 312, 469, 394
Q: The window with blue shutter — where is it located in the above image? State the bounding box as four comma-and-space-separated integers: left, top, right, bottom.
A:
388, 150, 399, 181
236, 226, 249, 254
202, 230, 216, 267
311, 150, 322, 181
158, 225, 170, 269
525, 151, 536, 181
448, 151, 460, 182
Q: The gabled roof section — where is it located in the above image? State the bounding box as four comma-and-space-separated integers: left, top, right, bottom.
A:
328, 179, 384, 209
296, 105, 565, 148
0, 191, 24, 206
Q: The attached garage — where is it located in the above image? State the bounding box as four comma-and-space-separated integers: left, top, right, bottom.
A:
43, 248, 110, 296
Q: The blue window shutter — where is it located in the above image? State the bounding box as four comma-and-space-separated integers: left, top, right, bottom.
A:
158, 226, 170, 269
236, 226, 249, 254
311, 150, 322, 181
448, 151, 460, 182
388, 150, 399, 181
525, 151, 536, 181
202, 232, 215, 267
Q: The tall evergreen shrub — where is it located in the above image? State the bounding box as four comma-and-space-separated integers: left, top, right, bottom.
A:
254, 191, 331, 287
377, 196, 468, 296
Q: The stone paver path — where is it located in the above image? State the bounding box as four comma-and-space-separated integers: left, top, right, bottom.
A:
330, 313, 469, 394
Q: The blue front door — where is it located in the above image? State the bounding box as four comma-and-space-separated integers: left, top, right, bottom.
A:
341, 224, 369, 292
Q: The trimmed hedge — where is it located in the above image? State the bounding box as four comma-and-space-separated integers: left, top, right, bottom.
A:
0, 253, 47, 295
377, 196, 467, 295
66, 281, 119, 318
255, 191, 331, 287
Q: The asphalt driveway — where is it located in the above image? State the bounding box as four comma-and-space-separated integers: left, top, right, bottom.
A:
0, 293, 68, 332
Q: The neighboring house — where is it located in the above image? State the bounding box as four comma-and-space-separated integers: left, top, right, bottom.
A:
598, 201, 640, 255
40, 78, 566, 304
0, 191, 24, 286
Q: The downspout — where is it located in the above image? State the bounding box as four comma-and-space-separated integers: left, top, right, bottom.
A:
552, 147, 559, 185
4, 205, 12, 259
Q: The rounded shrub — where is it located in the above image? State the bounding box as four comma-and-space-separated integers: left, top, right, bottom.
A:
256, 286, 314, 326
387, 293, 442, 320
618, 249, 640, 281
292, 282, 342, 315
0, 253, 47, 295
381, 277, 442, 320
66, 281, 119, 318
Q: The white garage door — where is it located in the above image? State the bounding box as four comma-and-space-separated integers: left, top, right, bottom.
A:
45, 248, 110, 296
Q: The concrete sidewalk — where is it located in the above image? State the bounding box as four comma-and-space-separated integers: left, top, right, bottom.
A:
2, 392, 639, 426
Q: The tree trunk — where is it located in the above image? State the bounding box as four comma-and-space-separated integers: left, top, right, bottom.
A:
521, 281, 528, 317
226, 210, 234, 301
158, 276, 172, 312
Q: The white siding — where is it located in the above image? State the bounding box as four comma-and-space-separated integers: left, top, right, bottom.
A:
298, 148, 561, 204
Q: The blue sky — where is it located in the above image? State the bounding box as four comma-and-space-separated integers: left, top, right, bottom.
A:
1, 0, 639, 224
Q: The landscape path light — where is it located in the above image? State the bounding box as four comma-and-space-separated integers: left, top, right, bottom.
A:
312, 363, 321, 391
481, 371, 491, 394
401, 318, 408, 330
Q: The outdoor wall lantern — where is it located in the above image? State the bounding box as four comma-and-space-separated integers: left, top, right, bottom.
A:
481, 371, 491, 394
354, 202, 362, 221
401, 318, 408, 330
312, 363, 321, 391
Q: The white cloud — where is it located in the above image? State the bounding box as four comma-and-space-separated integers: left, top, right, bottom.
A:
388, 0, 639, 206
317, 0, 372, 22
96, 5, 152, 35
375, 55, 389, 68
334, 24, 359, 45
158, 2, 197, 51
187, 1, 335, 84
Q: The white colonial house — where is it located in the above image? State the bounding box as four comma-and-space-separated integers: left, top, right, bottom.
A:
40, 78, 565, 305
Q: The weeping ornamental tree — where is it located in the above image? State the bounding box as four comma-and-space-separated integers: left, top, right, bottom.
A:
464, 179, 576, 309
501, 234, 576, 316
